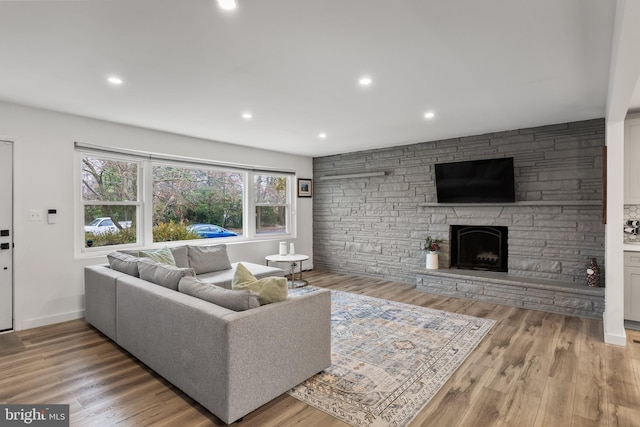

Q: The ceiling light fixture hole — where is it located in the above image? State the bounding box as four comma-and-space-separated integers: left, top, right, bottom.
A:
217, 0, 237, 11
359, 77, 372, 86
107, 76, 123, 85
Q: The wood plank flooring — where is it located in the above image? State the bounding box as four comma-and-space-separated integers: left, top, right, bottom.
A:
1, 270, 640, 426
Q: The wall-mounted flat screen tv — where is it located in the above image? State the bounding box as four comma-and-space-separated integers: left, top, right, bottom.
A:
435, 157, 516, 203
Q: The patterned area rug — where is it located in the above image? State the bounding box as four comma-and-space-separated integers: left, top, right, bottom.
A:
287, 287, 495, 427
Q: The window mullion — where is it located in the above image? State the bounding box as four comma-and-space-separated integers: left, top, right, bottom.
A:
246, 171, 255, 238
142, 160, 153, 246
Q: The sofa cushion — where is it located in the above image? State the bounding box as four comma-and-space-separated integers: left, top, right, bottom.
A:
107, 251, 140, 277
187, 244, 232, 274
232, 263, 288, 305
139, 246, 176, 266
197, 262, 285, 290
178, 276, 260, 311
119, 249, 140, 257
170, 246, 190, 268
138, 258, 195, 290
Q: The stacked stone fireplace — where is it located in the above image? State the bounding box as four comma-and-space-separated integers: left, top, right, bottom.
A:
450, 225, 508, 272
312, 119, 606, 317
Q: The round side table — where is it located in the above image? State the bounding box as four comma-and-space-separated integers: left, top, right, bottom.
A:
265, 254, 309, 288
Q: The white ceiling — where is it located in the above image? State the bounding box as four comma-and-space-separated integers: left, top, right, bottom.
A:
0, 0, 619, 157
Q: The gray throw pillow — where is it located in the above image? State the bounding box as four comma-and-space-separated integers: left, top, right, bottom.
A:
178, 276, 260, 311
119, 249, 140, 257
138, 258, 196, 291
170, 246, 190, 268
187, 244, 232, 275
107, 251, 140, 277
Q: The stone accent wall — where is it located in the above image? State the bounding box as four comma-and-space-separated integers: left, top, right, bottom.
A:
313, 119, 605, 286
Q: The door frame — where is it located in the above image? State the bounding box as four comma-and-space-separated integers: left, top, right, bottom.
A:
0, 140, 13, 332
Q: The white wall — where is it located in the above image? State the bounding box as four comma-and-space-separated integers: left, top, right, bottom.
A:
604, 0, 640, 345
0, 100, 314, 331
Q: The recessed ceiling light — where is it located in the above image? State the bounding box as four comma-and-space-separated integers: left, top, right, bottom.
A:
358, 76, 372, 86
424, 111, 436, 119
242, 112, 253, 120
107, 76, 123, 85
217, 0, 237, 10
318, 133, 327, 139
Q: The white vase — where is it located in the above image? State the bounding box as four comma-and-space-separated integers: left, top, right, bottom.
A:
426, 252, 439, 270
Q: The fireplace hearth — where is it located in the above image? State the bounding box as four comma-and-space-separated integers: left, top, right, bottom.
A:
450, 225, 508, 272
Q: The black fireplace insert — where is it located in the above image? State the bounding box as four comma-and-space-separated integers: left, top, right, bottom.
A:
450, 225, 508, 272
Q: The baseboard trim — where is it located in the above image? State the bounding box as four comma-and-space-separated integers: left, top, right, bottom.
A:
21, 310, 85, 331
624, 319, 640, 331
604, 331, 627, 346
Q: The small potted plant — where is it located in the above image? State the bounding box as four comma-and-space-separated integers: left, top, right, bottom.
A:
424, 236, 443, 253
424, 236, 443, 270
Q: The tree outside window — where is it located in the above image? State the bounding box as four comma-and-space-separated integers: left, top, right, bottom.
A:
82, 156, 139, 248
152, 165, 244, 242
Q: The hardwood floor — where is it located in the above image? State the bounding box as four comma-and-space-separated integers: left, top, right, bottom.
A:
2, 270, 640, 426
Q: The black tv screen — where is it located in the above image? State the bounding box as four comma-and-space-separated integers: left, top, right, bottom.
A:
435, 157, 515, 203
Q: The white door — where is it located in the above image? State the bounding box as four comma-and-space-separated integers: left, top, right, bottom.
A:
0, 141, 13, 331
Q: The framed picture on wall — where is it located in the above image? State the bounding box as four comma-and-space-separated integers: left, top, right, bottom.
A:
297, 178, 312, 198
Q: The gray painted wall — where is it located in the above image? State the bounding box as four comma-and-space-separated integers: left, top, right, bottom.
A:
313, 119, 605, 286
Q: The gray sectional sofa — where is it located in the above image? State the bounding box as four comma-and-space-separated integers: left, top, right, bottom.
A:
84, 244, 332, 424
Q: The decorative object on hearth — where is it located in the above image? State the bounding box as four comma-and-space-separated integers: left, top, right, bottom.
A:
424, 236, 443, 270
426, 251, 439, 270
586, 257, 600, 287
424, 236, 442, 252
288, 287, 495, 427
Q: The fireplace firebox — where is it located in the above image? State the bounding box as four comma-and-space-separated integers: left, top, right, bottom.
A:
450, 225, 508, 272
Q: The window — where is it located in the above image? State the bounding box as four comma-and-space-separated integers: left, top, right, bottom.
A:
77, 146, 294, 252
152, 164, 244, 242
81, 155, 140, 248
254, 174, 290, 235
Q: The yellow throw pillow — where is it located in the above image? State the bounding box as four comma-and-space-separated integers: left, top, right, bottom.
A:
232, 263, 288, 305
232, 262, 257, 286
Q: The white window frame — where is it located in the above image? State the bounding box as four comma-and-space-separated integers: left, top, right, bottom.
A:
251, 173, 293, 238
75, 145, 296, 255
78, 151, 143, 253
149, 161, 247, 243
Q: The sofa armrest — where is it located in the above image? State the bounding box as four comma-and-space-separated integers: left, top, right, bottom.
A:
84, 264, 125, 341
